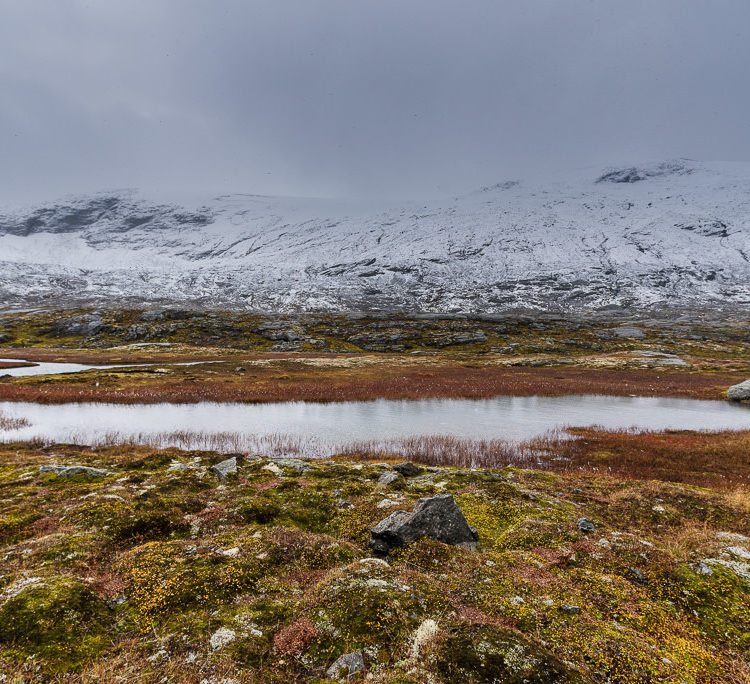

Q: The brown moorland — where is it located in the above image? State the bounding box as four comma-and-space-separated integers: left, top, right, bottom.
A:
0, 357, 745, 404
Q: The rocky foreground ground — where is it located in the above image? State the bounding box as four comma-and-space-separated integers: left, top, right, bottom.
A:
0, 443, 748, 682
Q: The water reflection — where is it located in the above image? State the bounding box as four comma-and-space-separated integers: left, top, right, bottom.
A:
1, 395, 749, 453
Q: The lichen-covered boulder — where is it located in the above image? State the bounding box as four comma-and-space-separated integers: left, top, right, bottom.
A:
40, 464, 113, 478
726, 379, 750, 401
369, 493, 479, 555
326, 650, 365, 679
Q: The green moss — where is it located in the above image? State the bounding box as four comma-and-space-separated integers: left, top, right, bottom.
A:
110, 509, 189, 543
435, 624, 585, 683
0, 576, 111, 671
307, 559, 449, 662
654, 563, 750, 652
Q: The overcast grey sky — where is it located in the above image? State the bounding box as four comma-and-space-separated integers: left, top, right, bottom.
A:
1, 1, 748, 202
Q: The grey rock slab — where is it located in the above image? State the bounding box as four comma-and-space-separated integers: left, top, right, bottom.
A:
577, 517, 596, 535
326, 651, 365, 680
369, 493, 479, 555
39, 465, 112, 478
210, 457, 237, 481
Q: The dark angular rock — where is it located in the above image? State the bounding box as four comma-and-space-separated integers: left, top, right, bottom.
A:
626, 567, 645, 584
560, 605, 581, 615
393, 461, 424, 477
369, 493, 479, 555
577, 517, 596, 535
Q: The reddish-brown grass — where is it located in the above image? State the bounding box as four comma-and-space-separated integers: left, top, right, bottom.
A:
0, 364, 742, 404
531, 427, 750, 489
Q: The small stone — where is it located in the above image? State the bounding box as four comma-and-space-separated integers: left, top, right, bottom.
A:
627, 567, 645, 583
262, 462, 282, 476
577, 517, 596, 535
271, 458, 311, 475
652, 505, 666, 513
560, 605, 581, 615
725, 546, 750, 561
210, 457, 237, 482
716, 531, 750, 543
393, 462, 424, 477
326, 651, 365, 680
377, 498, 400, 509
377, 471, 400, 486
209, 627, 236, 650
695, 561, 714, 575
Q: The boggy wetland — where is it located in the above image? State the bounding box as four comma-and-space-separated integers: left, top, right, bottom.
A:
0, 309, 749, 682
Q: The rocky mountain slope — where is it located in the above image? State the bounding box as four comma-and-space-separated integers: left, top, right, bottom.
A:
1, 160, 749, 314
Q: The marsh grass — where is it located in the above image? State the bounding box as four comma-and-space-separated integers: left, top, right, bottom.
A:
0, 412, 30, 431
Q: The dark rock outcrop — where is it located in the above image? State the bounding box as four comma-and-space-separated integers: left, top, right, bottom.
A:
393, 461, 424, 477
369, 493, 479, 555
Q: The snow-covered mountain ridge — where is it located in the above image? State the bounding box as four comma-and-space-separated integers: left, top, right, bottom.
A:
1, 160, 749, 313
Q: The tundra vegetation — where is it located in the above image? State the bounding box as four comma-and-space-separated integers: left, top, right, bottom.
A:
1, 308, 750, 405
0, 309, 749, 681
0, 438, 748, 682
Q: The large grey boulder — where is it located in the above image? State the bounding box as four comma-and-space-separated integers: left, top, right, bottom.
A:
39, 465, 112, 478
726, 380, 750, 401
369, 493, 479, 555
326, 650, 365, 680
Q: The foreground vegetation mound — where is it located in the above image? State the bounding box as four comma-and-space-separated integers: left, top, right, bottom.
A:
0, 575, 111, 671
0, 441, 748, 681
435, 624, 584, 683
